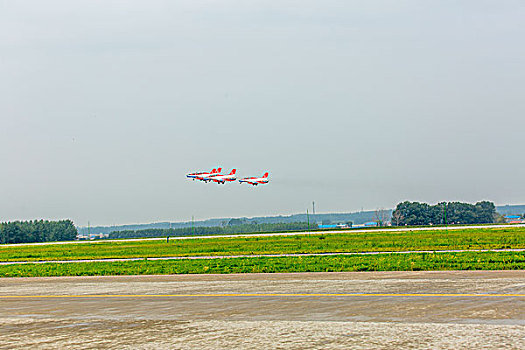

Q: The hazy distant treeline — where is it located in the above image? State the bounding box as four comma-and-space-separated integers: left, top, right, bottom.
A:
79, 211, 382, 236
107, 222, 318, 239
391, 201, 497, 226
0, 220, 77, 244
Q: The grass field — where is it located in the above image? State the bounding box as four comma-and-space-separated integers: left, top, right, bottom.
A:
0, 251, 523, 277
0, 227, 523, 262
1, 226, 523, 277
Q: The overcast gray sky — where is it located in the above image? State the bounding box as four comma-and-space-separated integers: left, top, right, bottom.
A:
1, 1, 524, 226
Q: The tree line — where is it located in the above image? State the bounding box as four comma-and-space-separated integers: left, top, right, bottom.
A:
107, 222, 318, 239
391, 201, 497, 226
0, 220, 78, 244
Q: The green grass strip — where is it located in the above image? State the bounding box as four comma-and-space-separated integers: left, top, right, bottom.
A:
1, 251, 523, 277
1, 227, 524, 262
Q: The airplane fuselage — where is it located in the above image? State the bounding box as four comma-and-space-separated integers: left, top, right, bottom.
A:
239, 176, 269, 186
187, 168, 222, 182
211, 175, 236, 184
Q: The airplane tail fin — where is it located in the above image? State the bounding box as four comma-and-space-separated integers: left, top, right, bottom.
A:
217, 167, 222, 173
211, 168, 217, 173
263, 172, 269, 178
230, 169, 236, 175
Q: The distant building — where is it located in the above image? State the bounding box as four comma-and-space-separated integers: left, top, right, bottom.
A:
318, 223, 352, 229
318, 224, 338, 229
504, 215, 524, 224
77, 233, 109, 240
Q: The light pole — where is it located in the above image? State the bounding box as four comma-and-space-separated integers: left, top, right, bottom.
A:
443, 203, 448, 226
307, 209, 310, 232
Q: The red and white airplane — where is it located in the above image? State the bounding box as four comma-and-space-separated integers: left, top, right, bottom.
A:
186, 168, 222, 182
239, 172, 269, 186
210, 169, 236, 184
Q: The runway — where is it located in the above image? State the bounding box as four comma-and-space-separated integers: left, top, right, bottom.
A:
0, 271, 523, 349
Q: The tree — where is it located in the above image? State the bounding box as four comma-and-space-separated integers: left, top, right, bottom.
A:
391, 200, 497, 226
374, 208, 389, 226
0, 220, 78, 244
495, 213, 506, 224
391, 210, 404, 226
474, 201, 497, 224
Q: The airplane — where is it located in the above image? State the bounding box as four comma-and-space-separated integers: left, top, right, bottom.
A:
186, 168, 222, 182
239, 172, 269, 186
210, 169, 236, 184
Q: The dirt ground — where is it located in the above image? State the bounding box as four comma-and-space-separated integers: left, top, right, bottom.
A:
0, 271, 524, 349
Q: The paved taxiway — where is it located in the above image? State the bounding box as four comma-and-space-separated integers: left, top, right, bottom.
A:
0, 271, 523, 349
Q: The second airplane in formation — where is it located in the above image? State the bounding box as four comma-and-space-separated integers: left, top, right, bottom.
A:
186, 168, 269, 186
